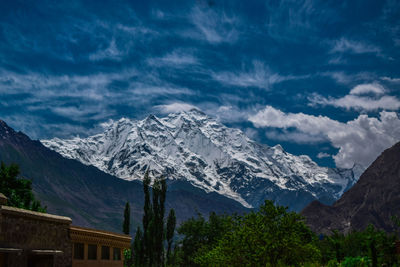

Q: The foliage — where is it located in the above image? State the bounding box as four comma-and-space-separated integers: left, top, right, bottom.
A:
130, 170, 174, 267
123, 249, 132, 267
176, 211, 233, 266
124, 171, 400, 267
0, 161, 46, 212
166, 208, 176, 265
341, 256, 371, 267
193, 200, 320, 267
123, 202, 130, 235
318, 225, 399, 266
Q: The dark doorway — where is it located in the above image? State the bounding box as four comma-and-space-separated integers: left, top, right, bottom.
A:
28, 255, 54, 267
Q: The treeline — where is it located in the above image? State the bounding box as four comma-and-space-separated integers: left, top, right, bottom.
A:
124, 170, 400, 267
171, 204, 400, 266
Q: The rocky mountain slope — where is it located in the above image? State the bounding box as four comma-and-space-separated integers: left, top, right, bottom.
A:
42, 109, 362, 211
302, 141, 400, 233
0, 119, 247, 232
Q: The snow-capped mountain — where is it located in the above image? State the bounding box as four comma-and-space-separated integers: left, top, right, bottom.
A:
41, 109, 362, 211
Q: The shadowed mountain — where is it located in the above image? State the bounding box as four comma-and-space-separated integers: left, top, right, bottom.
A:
302, 141, 400, 234
0, 120, 248, 232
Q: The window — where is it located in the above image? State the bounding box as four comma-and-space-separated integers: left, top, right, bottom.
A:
113, 248, 121, 260
101, 246, 110, 260
73, 243, 84, 260
88, 244, 97, 260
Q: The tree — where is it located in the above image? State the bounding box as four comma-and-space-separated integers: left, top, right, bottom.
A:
195, 200, 320, 266
133, 226, 143, 267
132, 170, 170, 267
151, 176, 167, 266
166, 208, 176, 265
0, 161, 46, 212
141, 169, 153, 265
176, 212, 233, 266
123, 202, 131, 235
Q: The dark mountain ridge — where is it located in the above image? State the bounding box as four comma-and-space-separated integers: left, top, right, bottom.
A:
302, 141, 400, 234
0, 120, 247, 232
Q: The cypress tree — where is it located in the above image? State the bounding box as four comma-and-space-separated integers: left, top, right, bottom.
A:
166, 208, 176, 265
137, 170, 169, 266
123, 202, 130, 235
142, 169, 152, 265
133, 226, 143, 267
152, 177, 167, 265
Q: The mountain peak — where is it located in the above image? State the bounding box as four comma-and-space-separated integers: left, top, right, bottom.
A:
41, 112, 361, 211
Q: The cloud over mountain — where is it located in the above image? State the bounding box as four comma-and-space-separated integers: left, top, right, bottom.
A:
249, 106, 400, 169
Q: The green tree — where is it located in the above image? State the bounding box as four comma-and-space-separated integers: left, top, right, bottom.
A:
176, 212, 233, 266
133, 226, 143, 267
132, 170, 169, 267
151, 176, 167, 266
195, 200, 320, 266
317, 225, 399, 266
141, 169, 153, 265
123, 202, 131, 235
0, 162, 46, 212
166, 208, 176, 265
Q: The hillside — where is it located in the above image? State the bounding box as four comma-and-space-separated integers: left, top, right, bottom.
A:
302, 141, 400, 233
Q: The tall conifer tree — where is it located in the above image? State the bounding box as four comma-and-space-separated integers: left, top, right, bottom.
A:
123, 202, 130, 235
166, 208, 176, 265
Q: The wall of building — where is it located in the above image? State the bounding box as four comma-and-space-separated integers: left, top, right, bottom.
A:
70, 226, 131, 267
0, 205, 72, 267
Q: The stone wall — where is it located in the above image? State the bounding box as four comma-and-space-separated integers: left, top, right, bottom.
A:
0, 205, 72, 267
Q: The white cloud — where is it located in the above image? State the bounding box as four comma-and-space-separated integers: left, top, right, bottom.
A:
155, 103, 199, 114
309, 83, 400, 111
212, 61, 304, 90
321, 71, 376, 85
189, 6, 239, 44
350, 83, 385, 95
381, 77, 400, 83
147, 50, 198, 68
249, 105, 400, 169
331, 38, 381, 55
317, 152, 331, 159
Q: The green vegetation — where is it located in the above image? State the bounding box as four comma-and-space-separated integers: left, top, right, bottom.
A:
123, 171, 400, 266
125, 170, 176, 267
123, 202, 131, 235
173, 200, 320, 266
169, 202, 400, 267
0, 161, 46, 212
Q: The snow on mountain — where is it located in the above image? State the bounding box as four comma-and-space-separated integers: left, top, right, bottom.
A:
41, 109, 361, 210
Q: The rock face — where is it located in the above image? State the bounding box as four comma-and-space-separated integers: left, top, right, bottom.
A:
302, 141, 400, 234
0, 119, 247, 232
42, 110, 361, 211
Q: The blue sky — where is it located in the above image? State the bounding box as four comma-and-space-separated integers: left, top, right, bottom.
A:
0, 0, 399, 169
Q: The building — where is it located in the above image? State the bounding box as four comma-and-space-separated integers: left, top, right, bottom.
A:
0, 193, 131, 267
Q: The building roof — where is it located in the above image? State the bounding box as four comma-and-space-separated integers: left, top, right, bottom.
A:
70, 225, 131, 248
0, 205, 72, 224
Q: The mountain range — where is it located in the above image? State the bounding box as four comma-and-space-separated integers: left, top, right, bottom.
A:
42, 109, 363, 211
0, 119, 247, 232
